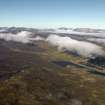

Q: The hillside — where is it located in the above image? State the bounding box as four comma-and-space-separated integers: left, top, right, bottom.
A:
0, 36, 105, 105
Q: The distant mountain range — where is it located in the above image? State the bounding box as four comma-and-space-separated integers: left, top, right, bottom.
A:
0, 27, 105, 34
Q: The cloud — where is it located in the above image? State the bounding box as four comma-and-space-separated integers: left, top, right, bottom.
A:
87, 38, 105, 45
0, 31, 46, 43
0, 31, 32, 43
46, 34, 105, 58
0, 31, 104, 58
32, 36, 45, 41
48, 29, 105, 38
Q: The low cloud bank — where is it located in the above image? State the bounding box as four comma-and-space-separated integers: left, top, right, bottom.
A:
46, 35, 104, 58
87, 38, 105, 45
0, 31, 46, 43
0, 31, 32, 43
32, 36, 45, 41
52, 29, 105, 38
0, 32, 104, 58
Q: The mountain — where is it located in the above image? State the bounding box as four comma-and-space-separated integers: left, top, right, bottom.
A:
0, 27, 105, 105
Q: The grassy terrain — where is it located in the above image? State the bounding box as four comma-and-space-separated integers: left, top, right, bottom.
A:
0, 41, 105, 105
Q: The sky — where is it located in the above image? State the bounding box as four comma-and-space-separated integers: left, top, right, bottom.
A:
0, 0, 105, 28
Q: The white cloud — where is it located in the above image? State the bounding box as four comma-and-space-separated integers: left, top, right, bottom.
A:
0, 31, 32, 43
0, 31, 104, 58
87, 38, 105, 45
46, 34, 104, 58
